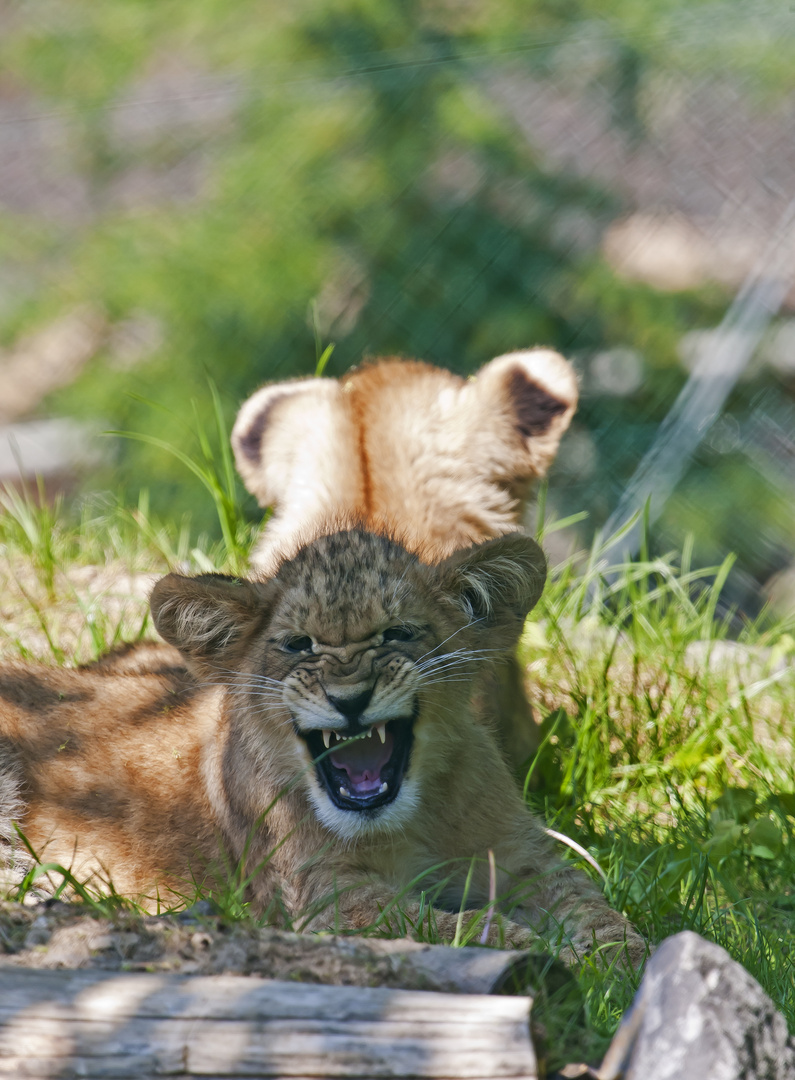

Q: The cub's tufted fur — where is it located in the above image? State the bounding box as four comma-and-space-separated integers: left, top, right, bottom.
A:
232, 350, 578, 767
0, 529, 643, 965
233, 350, 577, 573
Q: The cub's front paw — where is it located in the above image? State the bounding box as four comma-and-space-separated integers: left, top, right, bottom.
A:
427, 909, 536, 950
560, 924, 648, 971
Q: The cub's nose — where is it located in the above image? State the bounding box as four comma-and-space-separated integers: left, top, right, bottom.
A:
326, 686, 374, 721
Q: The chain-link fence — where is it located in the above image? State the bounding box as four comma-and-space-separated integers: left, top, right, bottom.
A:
0, 2, 794, 614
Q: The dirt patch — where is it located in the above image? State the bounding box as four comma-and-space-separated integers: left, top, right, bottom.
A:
0, 554, 159, 665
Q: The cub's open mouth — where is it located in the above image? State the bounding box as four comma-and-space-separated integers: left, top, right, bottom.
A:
303, 717, 414, 812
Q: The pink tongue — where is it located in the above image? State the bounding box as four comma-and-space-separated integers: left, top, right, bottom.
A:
330, 731, 394, 794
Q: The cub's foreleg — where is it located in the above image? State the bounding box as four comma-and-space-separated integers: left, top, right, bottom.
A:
293, 874, 536, 949
444, 737, 646, 968
487, 812, 646, 968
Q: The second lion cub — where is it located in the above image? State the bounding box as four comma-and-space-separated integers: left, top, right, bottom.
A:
233, 349, 577, 573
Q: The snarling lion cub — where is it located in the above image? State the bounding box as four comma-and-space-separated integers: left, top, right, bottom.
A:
1, 528, 642, 965
233, 349, 578, 769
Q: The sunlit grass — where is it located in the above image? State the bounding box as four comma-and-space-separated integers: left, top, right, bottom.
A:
519, 508, 795, 1058
0, 484, 793, 1068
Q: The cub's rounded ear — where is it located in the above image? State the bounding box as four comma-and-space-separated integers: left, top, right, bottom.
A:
150, 573, 270, 674
474, 349, 578, 477
436, 533, 547, 641
231, 378, 343, 508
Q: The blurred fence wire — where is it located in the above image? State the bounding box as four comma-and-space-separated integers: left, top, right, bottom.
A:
601, 193, 795, 566
0, 2, 794, 614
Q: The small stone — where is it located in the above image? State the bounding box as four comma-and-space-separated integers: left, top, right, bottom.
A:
190, 931, 213, 952
112, 932, 140, 955
24, 915, 51, 949
89, 933, 114, 951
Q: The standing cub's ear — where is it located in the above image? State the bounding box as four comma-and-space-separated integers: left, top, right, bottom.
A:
435, 533, 547, 648
231, 378, 354, 510
474, 349, 578, 479
150, 573, 272, 676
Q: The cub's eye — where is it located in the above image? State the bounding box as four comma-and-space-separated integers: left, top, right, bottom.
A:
283, 635, 313, 654
382, 625, 416, 643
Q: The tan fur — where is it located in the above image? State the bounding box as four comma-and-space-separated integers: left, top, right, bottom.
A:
78, 640, 188, 678
0, 661, 213, 901
0, 529, 643, 965
233, 351, 578, 573
233, 350, 578, 768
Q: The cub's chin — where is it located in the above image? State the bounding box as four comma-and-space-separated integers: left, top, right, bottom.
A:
301, 716, 415, 814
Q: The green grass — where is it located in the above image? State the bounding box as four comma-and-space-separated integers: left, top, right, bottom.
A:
520, 512, 795, 1060
1, 482, 793, 1069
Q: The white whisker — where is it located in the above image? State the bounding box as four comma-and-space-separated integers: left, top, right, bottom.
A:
416, 677, 471, 687
211, 664, 285, 688
414, 618, 486, 663
416, 645, 502, 668
388, 562, 413, 610
203, 680, 284, 696
415, 651, 497, 674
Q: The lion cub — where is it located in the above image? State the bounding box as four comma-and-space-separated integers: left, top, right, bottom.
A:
233, 349, 578, 767
1, 528, 642, 965
233, 350, 577, 572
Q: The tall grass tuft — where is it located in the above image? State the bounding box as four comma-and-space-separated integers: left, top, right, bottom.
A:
519, 511, 795, 1054
109, 380, 254, 574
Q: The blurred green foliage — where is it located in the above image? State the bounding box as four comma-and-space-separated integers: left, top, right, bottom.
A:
1, 0, 794, 599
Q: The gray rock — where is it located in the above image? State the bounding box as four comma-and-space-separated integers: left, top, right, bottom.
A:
599, 931, 795, 1080
683, 640, 793, 680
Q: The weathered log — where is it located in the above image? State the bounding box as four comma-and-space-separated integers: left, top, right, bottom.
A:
0, 967, 537, 1079
0, 903, 542, 996
342, 937, 543, 995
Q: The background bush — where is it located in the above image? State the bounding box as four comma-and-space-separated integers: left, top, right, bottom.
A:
1, 0, 794, 612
